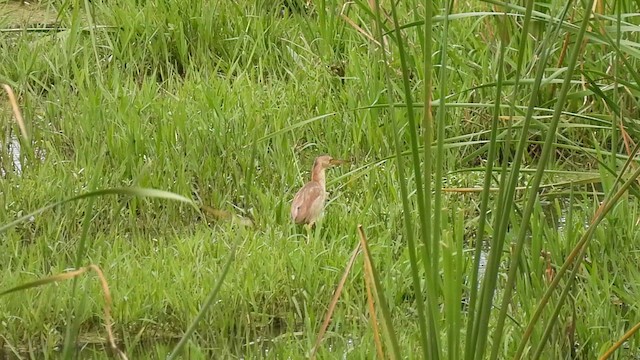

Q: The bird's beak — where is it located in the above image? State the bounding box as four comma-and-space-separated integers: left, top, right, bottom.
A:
329, 159, 349, 166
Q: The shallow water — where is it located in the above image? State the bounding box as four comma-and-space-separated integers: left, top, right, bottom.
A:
0, 136, 22, 177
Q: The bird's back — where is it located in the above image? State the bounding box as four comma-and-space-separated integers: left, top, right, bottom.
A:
290, 181, 326, 225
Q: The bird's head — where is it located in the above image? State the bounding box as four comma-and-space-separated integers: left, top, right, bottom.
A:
314, 155, 349, 169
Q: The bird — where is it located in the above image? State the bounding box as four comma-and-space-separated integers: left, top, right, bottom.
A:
291, 155, 347, 227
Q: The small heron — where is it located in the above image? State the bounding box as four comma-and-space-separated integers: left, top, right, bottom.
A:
291, 155, 348, 227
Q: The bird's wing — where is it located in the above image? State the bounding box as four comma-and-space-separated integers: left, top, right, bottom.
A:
290, 182, 326, 224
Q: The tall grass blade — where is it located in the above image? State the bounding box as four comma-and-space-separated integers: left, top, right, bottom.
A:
62, 167, 101, 359
490, 0, 588, 358
434, 0, 451, 356
422, 0, 434, 284
357, 225, 401, 359
370, 0, 431, 357
168, 242, 236, 360
473, 0, 546, 357
310, 240, 361, 359
362, 237, 385, 360
464, 5, 510, 359
434, 0, 451, 269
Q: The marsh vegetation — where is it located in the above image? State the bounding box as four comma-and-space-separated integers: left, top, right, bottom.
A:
2, 0, 640, 358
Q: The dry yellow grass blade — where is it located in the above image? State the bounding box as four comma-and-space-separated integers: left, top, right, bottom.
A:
0, 264, 128, 360
340, 13, 381, 47
309, 240, 361, 360
359, 224, 385, 359
2, 84, 29, 141
599, 320, 640, 360
339, 1, 390, 50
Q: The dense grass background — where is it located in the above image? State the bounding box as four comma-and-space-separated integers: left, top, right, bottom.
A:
2, 0, 640, 358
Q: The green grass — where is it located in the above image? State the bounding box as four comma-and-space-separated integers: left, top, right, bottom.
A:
2, 0, 640, 358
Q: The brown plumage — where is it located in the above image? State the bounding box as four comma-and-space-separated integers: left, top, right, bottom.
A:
291, 155, 347, 226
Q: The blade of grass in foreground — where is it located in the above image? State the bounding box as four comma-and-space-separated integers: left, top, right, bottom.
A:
421, 0, 436, 354
490, 0, 586, 358
0, 265, 128, 360
472, 0, 543, 356
599, 320, 640, 360
358, 225, 400, 359
434, 0, 451, 357
529, 142, 640, 359
361, 229, 385, 359
310, 240, 360, 359
516, 161, 640, 359
464, 5, 510, 359
2, 84, 29, 141
168, 241, 236, 360
0, 186, 200, 358
372, 0, 429, 357
0, 187, 198, 233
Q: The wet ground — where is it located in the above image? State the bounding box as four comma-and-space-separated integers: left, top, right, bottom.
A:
0, 0, 59, 28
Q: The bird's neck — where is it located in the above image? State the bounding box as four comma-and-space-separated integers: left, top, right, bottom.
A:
311, 166, 326, 188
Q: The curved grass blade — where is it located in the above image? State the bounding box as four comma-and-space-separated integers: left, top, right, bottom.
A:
1, 187, 199, 233
0, 265, 128, 360
434, 0, 451, 357
372, 0, 430, 356
473, 0, 544, 356
2, 84, 28, 141
362, 236, 385, 360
